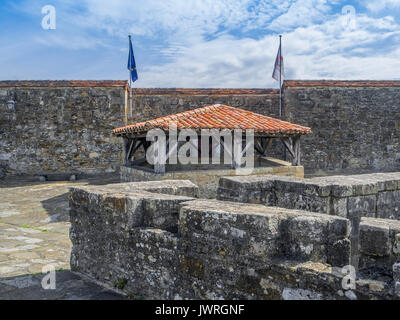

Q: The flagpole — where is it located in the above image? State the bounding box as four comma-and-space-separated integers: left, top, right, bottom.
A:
129, 35, 133, 120
279, 35, 282, 118
279, 35, 287, 161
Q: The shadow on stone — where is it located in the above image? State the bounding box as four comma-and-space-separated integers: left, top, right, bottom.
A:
0, 270, 125, 300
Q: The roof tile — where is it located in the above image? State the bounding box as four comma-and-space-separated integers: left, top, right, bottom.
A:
113, 104, 311, 136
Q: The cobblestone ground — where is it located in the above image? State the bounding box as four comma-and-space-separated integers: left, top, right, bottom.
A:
0, 176, 125, 300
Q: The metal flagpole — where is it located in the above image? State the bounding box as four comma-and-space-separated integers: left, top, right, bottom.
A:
279, 35, 282, 117
129, 35, 133, 119
279, 35, 287, 161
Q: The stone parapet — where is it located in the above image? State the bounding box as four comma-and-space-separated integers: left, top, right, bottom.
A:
218, 172, 400, 220
120, 162, 304, 198
69, 180, 397, 299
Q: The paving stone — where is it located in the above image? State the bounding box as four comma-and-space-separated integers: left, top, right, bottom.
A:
0, 176, 125, 300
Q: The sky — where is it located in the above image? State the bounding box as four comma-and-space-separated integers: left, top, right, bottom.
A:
0, 0, 400, 88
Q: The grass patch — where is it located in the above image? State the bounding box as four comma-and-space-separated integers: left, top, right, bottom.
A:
115, 278, 128, 290
20, 224, 48, 232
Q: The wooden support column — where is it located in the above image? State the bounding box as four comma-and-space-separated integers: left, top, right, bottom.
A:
122, 137, 130, 166
293, 136, 301, 166
281, 136, 301, 166
153, 136, 166, 174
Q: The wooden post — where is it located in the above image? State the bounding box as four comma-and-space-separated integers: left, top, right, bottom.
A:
153, 136, 166, 174
281, 136, 301, 166
293, 136, 301, 166
122, 137, 129, 166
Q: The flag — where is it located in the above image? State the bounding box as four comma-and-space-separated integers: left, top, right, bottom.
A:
127, 36, 138, 83
272, 43, 284, 82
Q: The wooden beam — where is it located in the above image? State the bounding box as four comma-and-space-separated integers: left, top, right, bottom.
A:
133, 139, 143, 153
281, 138, 295, 159
293, 136, 301, 166
131, 157, 147, 165
126, 138, 136, 164
264, 138, 273, 155
122, 137, 130, 166
254, 138, 264, 156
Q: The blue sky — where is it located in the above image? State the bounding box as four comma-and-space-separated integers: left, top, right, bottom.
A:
0, 0, 400, 87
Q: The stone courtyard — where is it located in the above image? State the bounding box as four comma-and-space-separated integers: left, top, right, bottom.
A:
0, 80, 399, 300
0, 176, 124, 299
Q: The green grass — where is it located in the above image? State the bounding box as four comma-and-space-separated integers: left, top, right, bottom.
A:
115, 278, 128, 290
20, 224, 48, 232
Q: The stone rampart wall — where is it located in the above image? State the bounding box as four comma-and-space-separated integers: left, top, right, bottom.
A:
0, 81, 127, 176
284, 81, 400, 174
217, 172, 400, 274
2, 81, 400, 177
69, 179, 399, 300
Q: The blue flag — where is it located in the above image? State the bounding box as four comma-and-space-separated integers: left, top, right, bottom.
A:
127, 36, 138, 83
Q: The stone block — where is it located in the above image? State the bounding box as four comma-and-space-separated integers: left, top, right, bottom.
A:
143, 194, 193, 232
377, 190, 400, 220
393, 263, 400, 282
179, 199, 349, 266
330, 197, 348, 217
395, 282, 400, 298
360, 221, 391, 257
347, 195, 376, 218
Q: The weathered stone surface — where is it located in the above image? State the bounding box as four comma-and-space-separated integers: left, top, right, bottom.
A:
179, 199, 350, 266
347, 195, 376, 218
1, 82, 400, 177
218, 173, 400, 220
218, 173, 400, 276
377, 190, 400, 220
70, 181, 400, 300
121, 163, 303, 199
284, 85, 400, 173
393, 263, 400, 282
359, 218, 400, 274
360, 220, 391, 257
0, 85, 126, 176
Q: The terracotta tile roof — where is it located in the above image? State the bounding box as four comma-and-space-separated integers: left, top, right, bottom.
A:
0, 80, 128, 88
129, 88, 279, 95
284, 80, 400, 88
113, 104, 311, 136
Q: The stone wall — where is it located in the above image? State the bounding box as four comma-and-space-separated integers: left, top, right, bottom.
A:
69, 179, 398, 300
283, 81, 400, 174
217, 172, 400, 220
120, 159, 304, 198
217, 172, 400, 274
0, 85, 282, 177
2, 81, 400, 177
128, 88, 280, 123
0, 81, 127, 176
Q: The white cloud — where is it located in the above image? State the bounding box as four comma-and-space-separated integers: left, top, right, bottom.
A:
268, 0, 333, 31
365, 0, 400, 12
135, 13, 400, 88
79, 0, 254, 40
5, 0, 400, 85
34, 34, 108, 50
